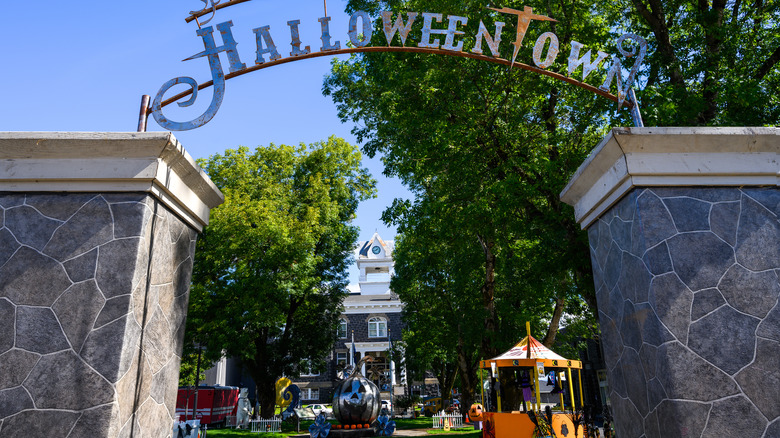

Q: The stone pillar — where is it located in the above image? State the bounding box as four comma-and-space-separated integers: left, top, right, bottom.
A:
0, 133, 223, 437
561, 127, 780, 438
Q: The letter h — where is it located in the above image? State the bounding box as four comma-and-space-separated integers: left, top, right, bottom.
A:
184, 21, 247, 74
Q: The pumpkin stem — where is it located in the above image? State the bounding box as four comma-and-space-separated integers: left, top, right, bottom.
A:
350, 355, 374, 377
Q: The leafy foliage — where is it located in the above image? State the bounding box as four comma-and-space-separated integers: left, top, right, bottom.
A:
185, 137, 375, 417
620, 0, 780, 125
325, 0, 621, 411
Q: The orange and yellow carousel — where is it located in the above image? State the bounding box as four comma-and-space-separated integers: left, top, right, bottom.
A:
469, 323, 586, 438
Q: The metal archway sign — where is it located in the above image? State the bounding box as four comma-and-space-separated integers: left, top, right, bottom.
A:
140, 0, 647, 132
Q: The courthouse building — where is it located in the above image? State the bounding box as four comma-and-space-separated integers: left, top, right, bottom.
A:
204, 233, 407, 404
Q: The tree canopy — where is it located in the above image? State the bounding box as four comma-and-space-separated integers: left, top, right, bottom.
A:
184, 137, 375, 417
324, 0, 779, 411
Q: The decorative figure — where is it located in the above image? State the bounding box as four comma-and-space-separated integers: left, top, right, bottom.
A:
377, 413, 396, 436
567, 410, 584, 438
468, 403, 484, 422
332, 356, 382, 425
602, 406, 613, 438
281, 384, 302, 420
519, 370, 533, 411
309, 414, 332, 438
236, 388, 251, 428
548, 371, 564, 394
190, 0, 222, 26
544, 406, 558, 438
276, 377, 293, 408
528, 410, 555, 438
482, 412, 496, 438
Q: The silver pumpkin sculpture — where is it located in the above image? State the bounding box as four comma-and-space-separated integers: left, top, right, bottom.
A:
333, 356, 381, 425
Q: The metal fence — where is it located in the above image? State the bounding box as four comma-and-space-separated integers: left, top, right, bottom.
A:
225, 415, 237, 428
432, 412, 464, 429
250, 416, 282, 433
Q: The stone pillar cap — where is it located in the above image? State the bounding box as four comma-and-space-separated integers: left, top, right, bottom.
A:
0, 132, 224, 231
560, 127, 780, 229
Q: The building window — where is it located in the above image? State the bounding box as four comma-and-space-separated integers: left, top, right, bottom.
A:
337, 319, 348, 339
302, 360, 320, 377
302, 388, 320, 401
368, 317, 387, 338
597, 369, 610, 406
337, 352, 348, 366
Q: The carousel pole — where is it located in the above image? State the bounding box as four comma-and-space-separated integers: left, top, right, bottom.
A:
480, 362, 485, 407
527, 322, 541, 411
496, 370, 502, 413
567, 368, 576, 412
559, 374, 565, 411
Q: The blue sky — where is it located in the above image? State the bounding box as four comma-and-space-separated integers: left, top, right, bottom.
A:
2, 0, 410, 284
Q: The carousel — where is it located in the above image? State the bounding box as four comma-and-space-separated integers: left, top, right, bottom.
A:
471, 323, 587, 438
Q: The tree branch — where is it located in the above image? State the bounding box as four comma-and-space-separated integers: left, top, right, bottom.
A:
755, 45, 780, 80
631, 0, 685, 87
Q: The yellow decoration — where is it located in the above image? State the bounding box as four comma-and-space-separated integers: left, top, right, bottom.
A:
275, 377, 292, 408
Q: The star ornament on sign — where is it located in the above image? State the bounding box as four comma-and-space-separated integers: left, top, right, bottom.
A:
487, 6, 557, 66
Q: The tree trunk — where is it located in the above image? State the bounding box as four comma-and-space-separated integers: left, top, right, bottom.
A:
455, 332, 479, 420
437, 364, 458, 410
254, 373, 277, 419
478, 235, 499, 359
542, 297, 566, 348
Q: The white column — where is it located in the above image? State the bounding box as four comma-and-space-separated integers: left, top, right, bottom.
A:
390, 359, 397, 386
360, 350, 367, 376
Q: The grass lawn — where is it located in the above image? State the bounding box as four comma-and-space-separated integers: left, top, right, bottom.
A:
425, 428, 482, 437
201, 418, 482, 438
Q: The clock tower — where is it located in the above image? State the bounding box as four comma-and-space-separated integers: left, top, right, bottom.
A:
356, 232, 394, 295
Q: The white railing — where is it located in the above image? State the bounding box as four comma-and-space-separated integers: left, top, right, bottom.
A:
250, 416, 282, 433
432, 412, 464, 429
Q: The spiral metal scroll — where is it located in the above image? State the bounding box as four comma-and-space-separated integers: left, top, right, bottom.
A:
152, 21, 245, 131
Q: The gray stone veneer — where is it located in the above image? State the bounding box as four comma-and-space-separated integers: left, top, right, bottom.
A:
589, 187, 780, 438
0, 192, 197, 437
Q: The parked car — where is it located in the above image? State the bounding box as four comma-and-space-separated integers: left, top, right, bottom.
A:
381, 399, 393, 413
309, 404, 333, 417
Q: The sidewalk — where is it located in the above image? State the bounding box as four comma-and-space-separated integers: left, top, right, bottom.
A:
392, 430, 429, 436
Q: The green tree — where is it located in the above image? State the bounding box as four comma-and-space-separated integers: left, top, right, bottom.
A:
185, 137, 376, 418
325, 0, 614, 409
622, 0, 780, 125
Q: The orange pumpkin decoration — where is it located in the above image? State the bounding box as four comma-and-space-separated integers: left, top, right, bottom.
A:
468, 403, 485, 422
357, 424, 363, 429
334, 425, 341, 429
364, 424, 370, 428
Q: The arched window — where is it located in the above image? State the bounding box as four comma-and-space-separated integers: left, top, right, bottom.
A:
368, 317, 387, 338
337, 319, 348, 339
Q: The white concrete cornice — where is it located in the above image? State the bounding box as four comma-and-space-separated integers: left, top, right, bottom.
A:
343, 302, 403, 314
0, 132, 224, 231
560, 127, 780, 229
345, 341, 390, 350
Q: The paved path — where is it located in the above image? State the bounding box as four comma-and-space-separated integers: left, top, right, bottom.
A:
392, 430, 429, 436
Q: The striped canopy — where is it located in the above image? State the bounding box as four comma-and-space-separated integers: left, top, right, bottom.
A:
480, 335, 582, 369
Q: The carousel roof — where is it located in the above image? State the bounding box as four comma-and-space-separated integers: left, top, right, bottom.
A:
480, 335, 582, 369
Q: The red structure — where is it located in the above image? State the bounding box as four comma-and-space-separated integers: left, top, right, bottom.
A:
176, 386, 240, 426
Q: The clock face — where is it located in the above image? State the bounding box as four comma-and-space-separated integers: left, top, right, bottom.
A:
372, 246, 381, 254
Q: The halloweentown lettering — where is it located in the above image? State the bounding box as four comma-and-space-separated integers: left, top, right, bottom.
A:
152, 7, 647, 131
